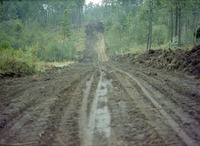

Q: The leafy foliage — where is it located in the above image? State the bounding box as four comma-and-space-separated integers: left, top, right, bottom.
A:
84, 0, 200, 54
152, 25, 168, 46
0, 47, 38, 75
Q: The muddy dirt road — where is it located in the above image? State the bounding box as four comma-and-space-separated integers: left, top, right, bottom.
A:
0, 34, 200, 146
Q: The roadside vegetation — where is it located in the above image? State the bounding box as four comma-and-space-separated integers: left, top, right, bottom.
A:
0, 45, 43, 76
84, 0, 200, 55
0, 0, 85, 76
0, 0, 200, 76
84, 0, 200, 77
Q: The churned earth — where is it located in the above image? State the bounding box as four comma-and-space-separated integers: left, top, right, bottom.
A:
0, 33, 200, 146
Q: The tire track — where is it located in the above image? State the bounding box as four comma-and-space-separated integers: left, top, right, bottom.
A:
105, 67, 166, 145
0, 75, 88, 145
0, 71, 80, 131
83, 66, 112, 146
130, 69, 200, 139
52, 73, 93, 146
136, 70, 200, 114
79, 73, 94, 146
0, 64, 95, 145
86, 71, 103, 146
137, 77, 200, 141
110, 65, 199, 146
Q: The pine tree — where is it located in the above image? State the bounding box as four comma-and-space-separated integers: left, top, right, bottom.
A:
59, 10, 71, 61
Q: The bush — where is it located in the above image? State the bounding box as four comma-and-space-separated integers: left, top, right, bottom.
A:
1, 41, 11, 49
0, 47, 39, 76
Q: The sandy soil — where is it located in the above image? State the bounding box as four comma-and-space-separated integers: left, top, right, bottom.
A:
0, 33, 200, 146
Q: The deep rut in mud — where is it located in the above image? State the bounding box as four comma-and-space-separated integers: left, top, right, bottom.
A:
0, 33, 200, 145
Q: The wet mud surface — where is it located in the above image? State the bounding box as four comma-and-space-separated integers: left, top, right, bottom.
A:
0, 34, 200, 145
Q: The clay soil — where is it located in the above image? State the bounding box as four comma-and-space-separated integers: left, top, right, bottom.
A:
0, 34, 200, 146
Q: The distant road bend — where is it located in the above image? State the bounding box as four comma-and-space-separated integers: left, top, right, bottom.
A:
0, 33, 200, 146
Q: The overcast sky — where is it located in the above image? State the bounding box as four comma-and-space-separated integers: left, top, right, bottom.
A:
85, 0, 102, 5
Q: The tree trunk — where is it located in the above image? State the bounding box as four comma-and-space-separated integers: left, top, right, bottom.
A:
0, 0, 3, 22
72, 8, 75, 28
171, 8, 174, 42
125, 1, 128, 14
158, 23, 163, 45
168, 13, 170, 42
175, 1, 178, 37
178, 7, 181, 47
59, 26, 65, 62
78, 5, 81, 28
146, 0, 153, 52
193, 9, 196, 33
193, 9, 197, 45
185, 20, 188, 34
59, 42, 63, 62
75, 8, 78, 29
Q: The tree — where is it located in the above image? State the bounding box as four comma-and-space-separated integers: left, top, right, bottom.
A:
146, 0, 153, 52
0, 0, 3, 22
175, 0, 178, 37
14, 22, 22, 49
59, 10, 71, 61
178, 6, 181, 47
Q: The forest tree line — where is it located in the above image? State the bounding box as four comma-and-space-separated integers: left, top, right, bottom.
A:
0, 0, 200, 75
0, 0, 86, 60
0, 0, 85, 75
84, 0, 200, 54
1, 0, 199, 58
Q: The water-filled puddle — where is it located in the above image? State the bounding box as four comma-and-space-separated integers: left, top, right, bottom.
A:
86, 72, 113, 146
96, 96, 111, 137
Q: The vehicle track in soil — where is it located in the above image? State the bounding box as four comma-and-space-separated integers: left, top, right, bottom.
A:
108, 64, 200, 145
0, 33, 200, 145
0, 63, 96, 145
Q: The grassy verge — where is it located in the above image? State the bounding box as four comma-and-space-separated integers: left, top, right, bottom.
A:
0, 48, 75, 77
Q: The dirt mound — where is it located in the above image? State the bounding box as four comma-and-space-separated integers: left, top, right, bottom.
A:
112, 45, 200, 78
85, 21, 104, 36
79, 22, 105, 62
185, 46, 200, 75
111, 53, 139, 64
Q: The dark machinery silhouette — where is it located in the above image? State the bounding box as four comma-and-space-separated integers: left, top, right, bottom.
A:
85, 21, 104, 36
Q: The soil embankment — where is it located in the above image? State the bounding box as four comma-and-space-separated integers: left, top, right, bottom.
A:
112, 46, 200, 78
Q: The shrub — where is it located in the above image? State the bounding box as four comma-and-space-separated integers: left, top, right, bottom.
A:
1, 41, 11, 49
0, 47, 40, 76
